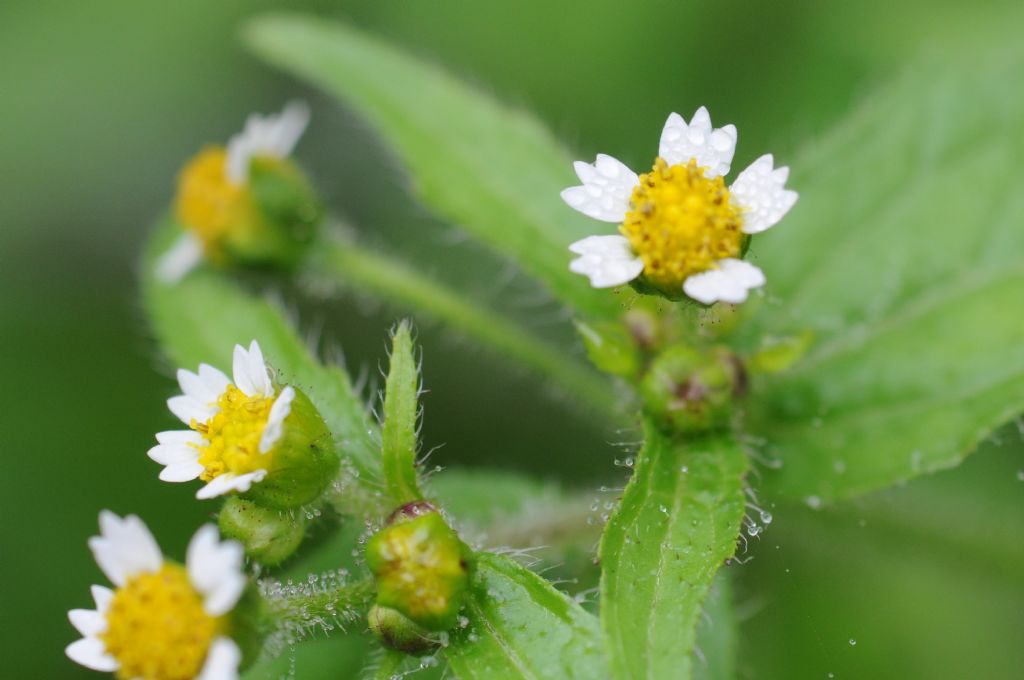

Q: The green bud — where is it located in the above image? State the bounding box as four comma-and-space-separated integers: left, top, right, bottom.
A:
218, 497, 307, 566
244, 386, 340, 509
368, 605, 439, 655
641, 346, 744, 433
366, 506, 473, 631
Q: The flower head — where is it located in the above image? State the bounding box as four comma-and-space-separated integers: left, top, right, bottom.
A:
157, 103, 319, 283
66, 512, 245, 680
149, 341, 294, 499
562, 107, 797, 304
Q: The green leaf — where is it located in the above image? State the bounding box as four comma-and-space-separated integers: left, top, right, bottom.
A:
305, 233, 616, 418
445, 553, 607, 680
141, 216, 383, 502
244, 14, 623, 321
381, 320, 424, 505
745, 45, 1024, 502
599, 423, 748, 680
693, 575, 737, 680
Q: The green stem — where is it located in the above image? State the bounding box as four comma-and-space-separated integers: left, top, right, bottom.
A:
263, 574, 376, 635
303, 231, 618, 419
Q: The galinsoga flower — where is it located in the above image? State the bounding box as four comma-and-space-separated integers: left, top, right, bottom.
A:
562, 107, 797, 304
150, 340, 295, 499
66, 512, 245, 680
156, 102, 316, 283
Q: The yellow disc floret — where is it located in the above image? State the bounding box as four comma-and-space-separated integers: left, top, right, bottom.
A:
101, 564, 221, 680
621, 158, 743, 293
192, 385, 275, 481
175, 147, 251, 263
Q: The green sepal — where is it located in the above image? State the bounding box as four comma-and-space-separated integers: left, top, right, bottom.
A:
218, 496, 307, 566
366, 510, 473, 631
242, 385, 339, 509
219, 157, 321, 270
368, 605, 439, 655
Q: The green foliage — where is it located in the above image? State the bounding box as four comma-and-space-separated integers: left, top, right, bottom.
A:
599, 423, 747, 680
744, 44, 1024, 503
445, 553, 607, 679
305, 234, 615, 417
243, 14, 622, 321
380, 320, 424, 506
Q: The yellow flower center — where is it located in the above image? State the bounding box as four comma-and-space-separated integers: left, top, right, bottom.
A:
101, 564, 221, 680
192, 384, 275, 481
621, 158, 743, 292
175, 147, 252, 263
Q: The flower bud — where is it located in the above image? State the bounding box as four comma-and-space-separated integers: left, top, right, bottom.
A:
368, 605, 439, 655
365, 508, 472, 631
218, 497, 307, 566
243, 386, 339, 510
641, 346, 744, 433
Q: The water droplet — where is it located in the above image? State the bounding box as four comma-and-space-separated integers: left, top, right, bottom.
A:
805, 496, 823, 510
680, 465, 689, 474
759, 510, 773, 524
849, 638, 857, 646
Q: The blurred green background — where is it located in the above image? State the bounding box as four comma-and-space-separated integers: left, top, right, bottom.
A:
2, 1, 1021, 678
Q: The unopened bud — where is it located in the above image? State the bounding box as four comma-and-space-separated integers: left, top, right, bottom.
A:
368, 605, 439, 654
641, 346, 744, 433
366, 509, 472, 631
218, 497, 307, 566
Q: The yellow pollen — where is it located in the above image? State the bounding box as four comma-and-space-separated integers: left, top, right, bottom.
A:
621, 157, 743, 293
175, 147, 251, 262
192, 384, 275, 482
101, 564, 221, 680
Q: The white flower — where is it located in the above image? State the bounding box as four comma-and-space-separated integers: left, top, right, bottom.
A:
156, 102, 310, 284
563, 107, 798, 304
66, 512, 245, 679
149, 340, 295, 499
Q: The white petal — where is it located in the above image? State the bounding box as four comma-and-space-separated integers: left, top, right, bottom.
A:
226, 102, 310, 185
198, 364, 231, 397
69, 608, 107, 637
560, 154, 639, 222
154, 233, 203, 284
148, 431, 204, 466
260, 386, 295, 453
233, 340, 273, 397
66, 637, 118, 672
730, 154, 799, 234
187, 525, 246, 616
195, 470, 267, 500
683, 259, 766, 304
178, 367, 225, 406
658, 107, 737, 178
197, 637, 242, 680
167, 395, 215, 426
91, 584, 114, 613
568, 235, 644, 288
158, 461, 205, 482
88, 512, 163, 587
